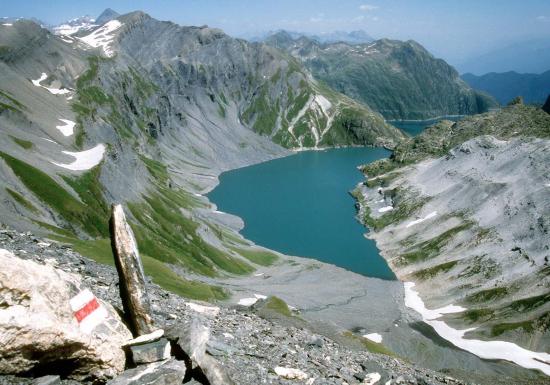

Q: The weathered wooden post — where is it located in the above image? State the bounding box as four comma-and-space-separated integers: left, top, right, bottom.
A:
110, 204, 155, 336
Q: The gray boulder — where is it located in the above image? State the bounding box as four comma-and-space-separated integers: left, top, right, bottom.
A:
107, 359, 186, 385
166, 320, 234, 385
0, 249, 132, 381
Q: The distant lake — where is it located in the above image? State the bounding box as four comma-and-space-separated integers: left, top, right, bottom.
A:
390, 116, 463, 136
208, 147, 396, 280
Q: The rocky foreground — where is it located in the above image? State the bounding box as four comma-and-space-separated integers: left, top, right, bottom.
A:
0, 225, 474, 385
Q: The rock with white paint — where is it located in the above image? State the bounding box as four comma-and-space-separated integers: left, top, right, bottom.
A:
124, 329, 165, 346
106, 359, 186, 385
274, 367, 308, 380
129, 338, 171, 365
0, 249, 131, 381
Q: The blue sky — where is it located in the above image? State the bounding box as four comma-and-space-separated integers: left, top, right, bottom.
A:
3, 0, 550, 66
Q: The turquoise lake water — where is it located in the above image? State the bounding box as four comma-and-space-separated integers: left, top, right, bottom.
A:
390, 116, 463, 136
208, 147, 396, 280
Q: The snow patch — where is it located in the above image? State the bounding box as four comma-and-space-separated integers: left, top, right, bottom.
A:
2, 23, 13, 26
314, 94, 332, 115
78, 20, 122, 57
56, 119, 75, 136
378, 206, 393, 213
54, 22, 97, 36
406, 211, 437, 228
238, 294, 268, 306
31, 72, 71, 95
363, 333, 383, 343
364, 372, 381, 385
404, 282, 550, 375
185, 302, 220, 316
274, 367, 308, 380
51, 144, 105, 171
238, 297, 258, 306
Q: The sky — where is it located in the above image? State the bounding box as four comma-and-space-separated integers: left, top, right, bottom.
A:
3, 0, 550, 67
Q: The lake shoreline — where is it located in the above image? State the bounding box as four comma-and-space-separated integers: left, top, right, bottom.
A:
194, 145, 542, 382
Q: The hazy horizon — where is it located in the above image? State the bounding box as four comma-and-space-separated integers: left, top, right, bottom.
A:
3, 0, 550, 72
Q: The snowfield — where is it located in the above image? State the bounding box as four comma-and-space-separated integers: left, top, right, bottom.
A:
31, 73, 71, 95
363, 333, 383, 343
78, 20, 123, 57
404, 282, 550, 375
51, 144, 105, 171
55, 119, 76, 136
405, 211, 437, 228
237, 294, 268, 307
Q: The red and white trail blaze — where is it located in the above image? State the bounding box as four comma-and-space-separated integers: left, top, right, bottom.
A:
70, 289, 108, 333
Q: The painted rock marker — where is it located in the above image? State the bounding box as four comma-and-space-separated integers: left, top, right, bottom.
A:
70, 289, 108, 334
110, 204, 155, 336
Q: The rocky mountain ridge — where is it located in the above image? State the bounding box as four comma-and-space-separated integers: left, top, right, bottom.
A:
353, 104, 550, 372
264, 31, 498, 120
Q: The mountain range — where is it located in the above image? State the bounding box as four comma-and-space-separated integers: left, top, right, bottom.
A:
462, 70, 550, 105
248, 29, 374, 44
263, 31, 497, 120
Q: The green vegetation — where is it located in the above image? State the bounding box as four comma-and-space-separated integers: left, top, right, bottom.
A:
242, 84, 279, 136
397, 222, 472, 265
462, 308, 494, 323
412, 260, 458, 280
490, 312, 550, 337
507, 292, 550, 313
465, 287, 509, 304
0, 152, 107, 236
0, 89, 25, 113
32, 220, 74, 237
139, 155, 169, 185
229, 246, 278, 266
129, 188, 254, 277
342, 331, 397, 357
362, 193, 429, 231
49, 235, 227, 301
9, 136, 33, 149
264, 296, 292, 317
5, 187, 39, 213
62, 166, 110, 231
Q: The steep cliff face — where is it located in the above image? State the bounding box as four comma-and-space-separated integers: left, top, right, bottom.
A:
265, 31, 498, 120
354, 105, 550, 354
0, 13, 403, 300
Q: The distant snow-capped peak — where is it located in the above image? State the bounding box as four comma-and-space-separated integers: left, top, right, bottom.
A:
52, 15, 97, 36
